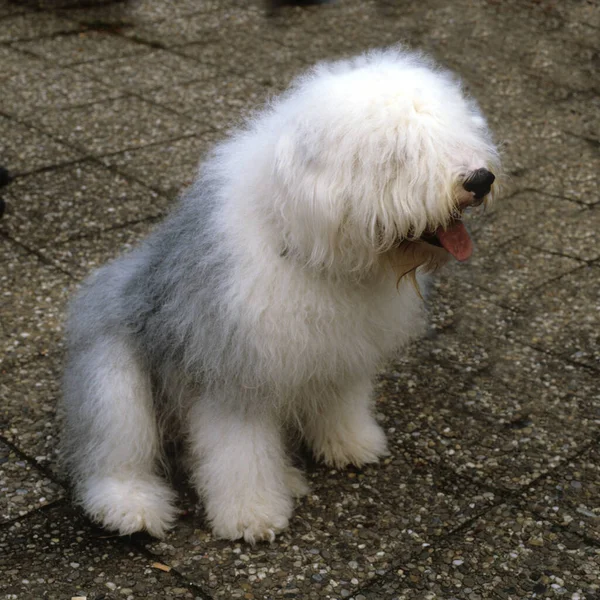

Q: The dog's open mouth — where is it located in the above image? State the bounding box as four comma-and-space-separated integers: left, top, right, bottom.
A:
421, 220, 473, 262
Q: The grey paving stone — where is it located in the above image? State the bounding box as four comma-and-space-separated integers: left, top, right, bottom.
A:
142, 457, 495, 599
24, 96, 200, 156
378, 312, 600, 490
521, 445, 600, 544
0, 237, 73, 365
466, 191, 584, 254
1, 161, 167, 247
467, 237, 583, 309
100, 133, 220, 197
49, 219, 159, 279
513, 265, 600, 369
0, 11, 80, 42
13, 29, 148, 65
0, 65, 123, 118
0, 114, 82, 175
0, 45, 45, 79
73, 49, 214, 93
356, 504, 600, 600
518, 146, 600, 207
0, 441, 63, 523
0, 504, 199, 600
121, 6, 262, 48
0, 354, 63, 472
146, 75, 276, 128
175, 35, 306, 81
525, 206, 600, 262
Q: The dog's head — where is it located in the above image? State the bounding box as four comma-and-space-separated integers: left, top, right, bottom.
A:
270, 48, 500, 277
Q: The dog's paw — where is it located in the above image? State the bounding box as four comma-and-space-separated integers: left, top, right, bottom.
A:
80, 475, 178, 538
209, 497, 292, 544
284, 465, 310, 498
318, 417, 390, 469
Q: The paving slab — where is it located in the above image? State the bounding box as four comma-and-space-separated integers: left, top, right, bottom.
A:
355, 504, 600, 600
0, 114, 82, 176
0, 64, 123, 118
0, 504, 202, 600
0, 354, 64, 472
142, 456, 496, 599
0, 441, 63, 523
0, 237, 74, 365
100, 133, 219, 197
47, 219, 160, 279
73, 49, 215, 93
520, 444, 600, 545
0, 11, 80, 43
24, 95, 201, 156
146, 75, 277, 128
13, 29, 148, 66
1, 160, 167, 247
512, 265, 600, 369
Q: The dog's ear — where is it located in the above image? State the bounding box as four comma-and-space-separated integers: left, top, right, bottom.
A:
273, 127, 348, 267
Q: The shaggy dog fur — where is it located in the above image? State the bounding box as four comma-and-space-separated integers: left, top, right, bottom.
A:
62, 48, 499, 543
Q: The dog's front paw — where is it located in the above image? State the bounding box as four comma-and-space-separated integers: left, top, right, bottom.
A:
80, 475, 178, 538
317, 417, 390, 469
208, 497, 292, 544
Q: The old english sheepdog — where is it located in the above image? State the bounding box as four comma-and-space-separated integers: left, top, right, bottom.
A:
62, 48, 499, 543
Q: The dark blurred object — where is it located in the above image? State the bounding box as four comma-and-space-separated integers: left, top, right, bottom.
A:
267, 0, 333, 14
0, 166, 12, 218
0, 167, 11, 189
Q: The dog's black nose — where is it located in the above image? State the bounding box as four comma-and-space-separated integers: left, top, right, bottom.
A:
463, 168, 495, 199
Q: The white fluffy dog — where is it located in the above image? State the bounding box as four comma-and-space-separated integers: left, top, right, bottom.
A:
62, 48, 499, 543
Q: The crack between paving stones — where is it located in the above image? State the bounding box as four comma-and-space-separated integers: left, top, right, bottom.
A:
0, 433, 68, 488
351, 436, 600, 598
0, 497, 67, 530
49, 213, 166, 247
0, 230, 77, 280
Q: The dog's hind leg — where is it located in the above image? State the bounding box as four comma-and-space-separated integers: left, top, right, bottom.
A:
302, 378, 390, 469
187, 393, 298, 543
62, 336, 177, 538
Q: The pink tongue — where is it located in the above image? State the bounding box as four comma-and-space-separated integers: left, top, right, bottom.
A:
435, 221, 473, 262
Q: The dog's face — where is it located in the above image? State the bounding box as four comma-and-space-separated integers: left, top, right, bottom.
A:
272, 49, 500, 275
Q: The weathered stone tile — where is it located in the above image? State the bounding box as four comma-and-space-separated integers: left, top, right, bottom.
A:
358, 505, 600, 599
25, 96, 200, 155
379, 333, 599, 491
0, 114, 82, 175
0, 238, 73, 364
467, 237, 583, 309
50, 219, 159, 279
1, 161, 167, 247
512, 266, 600, 368
521, 445, 600, 544
466, 191, 584, 253
100, 133, 219, 197
0, 65, 122, 118
0, 45, 45, 80
143, 456, 495, 599
0, 355, 63, 472
0, 12, 80, 42
525, 206, 600, 262
73, 49, 213, 93
146, 75, 275, 128
13, 29, 147, 65
0, 441, 63, 523
121, 6, 262, 47
0, 504, 198, 600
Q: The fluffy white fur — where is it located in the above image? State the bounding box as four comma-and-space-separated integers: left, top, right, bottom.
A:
61, 48, 499, 543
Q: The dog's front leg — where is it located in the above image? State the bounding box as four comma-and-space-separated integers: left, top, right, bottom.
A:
302, 378, 390, 469
187, 392, 303, 543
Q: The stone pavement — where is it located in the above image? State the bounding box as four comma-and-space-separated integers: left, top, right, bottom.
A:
0, 0, 599, 598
